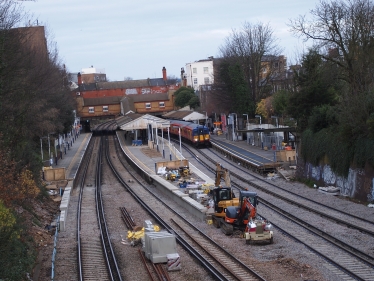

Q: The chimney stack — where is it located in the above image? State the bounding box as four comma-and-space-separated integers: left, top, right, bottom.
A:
162, 66, 167, 81
77, 72, 82, 85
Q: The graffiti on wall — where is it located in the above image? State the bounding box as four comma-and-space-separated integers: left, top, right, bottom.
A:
305, 163, 362, 198
126, 88, 138, 95
370, 178, 374, 202
141, 88, 151, 95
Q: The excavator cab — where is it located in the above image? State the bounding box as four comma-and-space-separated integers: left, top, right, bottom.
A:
223, 190, 259, 232
239, 190, 258, 207
211, 187, 236, 215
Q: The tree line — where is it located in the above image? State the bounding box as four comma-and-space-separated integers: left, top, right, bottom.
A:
213, 0, 374, 177
0, 1, 76, 279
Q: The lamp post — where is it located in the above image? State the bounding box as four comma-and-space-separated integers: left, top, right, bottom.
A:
40, 138, 44, 162
231, 113, 238, 141
202, 111, 207, 127
255, 115, 263, 149
243, 114, 249, 143
155, 121, 159, 152
271, 115, 278, 127
47, 134, 51, 159
212, 112, 217, 131
271, 115, 279, 154
243, 114, 248, 128
161, 124, 165, 158
157, 121, 167, 159
178, 127, 183, 165
167, 127, 172, 160
143, 117, 153, 143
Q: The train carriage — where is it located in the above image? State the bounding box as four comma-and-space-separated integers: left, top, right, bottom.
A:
168, 120, 211, 147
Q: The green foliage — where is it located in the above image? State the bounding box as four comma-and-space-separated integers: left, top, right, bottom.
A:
187, 95, 200, 109
287, 49, 341, 131
301, 128, 353, 176
174, 87, 199, 109
0, 201, 36, 281
308, 105, 338, 133
272, 90, 289, 117
354, 138, 374, 168
218, 61, 255, 114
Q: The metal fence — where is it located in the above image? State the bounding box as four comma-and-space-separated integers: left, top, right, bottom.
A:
51, 215, 60, 281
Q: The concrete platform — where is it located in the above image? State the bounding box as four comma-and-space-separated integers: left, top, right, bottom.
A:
52, 132, 92, 180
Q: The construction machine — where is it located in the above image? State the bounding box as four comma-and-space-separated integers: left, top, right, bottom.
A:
210, 163, 239, 227
222, 190, 273, 244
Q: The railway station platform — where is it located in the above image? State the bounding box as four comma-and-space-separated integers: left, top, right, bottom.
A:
210, 134, 276, 162
118, 131, 295, 180
50, 132, 92, 180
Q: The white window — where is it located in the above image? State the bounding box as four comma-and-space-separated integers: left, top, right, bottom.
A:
204, 77, 209, 84
145, 103, 151, 109
203, 67, 208, 74
159, 102, 165, 107
193, 68, 197, 74
88, 107, 94, 113
193, 78, 198, 85
102, 106, 109, 112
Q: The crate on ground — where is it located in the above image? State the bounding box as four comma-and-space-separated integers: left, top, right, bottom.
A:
167, 253, 181, 271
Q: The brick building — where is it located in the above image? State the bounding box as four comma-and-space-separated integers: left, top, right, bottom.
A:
74, 67, 180, 121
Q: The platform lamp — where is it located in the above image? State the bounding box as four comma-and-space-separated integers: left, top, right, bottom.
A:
155, 121, 159, 152
243, 114, 248, 128
167, 125, 172, 161
271, 116, 279, 158
202, 111, 207, 126
255, 115, 263, 149
271, 115, 278, 128
232, 113, 238, 141
156, 121, 168, 159
143, 117, 152, 142
178, 127, 183, 165
40, 136, 47, 163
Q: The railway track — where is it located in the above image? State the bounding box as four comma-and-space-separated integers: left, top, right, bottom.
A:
76, 133, 122, 281
177, 139, 374, 280
65, 123, 374, 280
109, 134, 267, 281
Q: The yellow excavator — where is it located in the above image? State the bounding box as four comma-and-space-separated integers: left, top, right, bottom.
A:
210, 163, 239, 227
210, 164, 273, 244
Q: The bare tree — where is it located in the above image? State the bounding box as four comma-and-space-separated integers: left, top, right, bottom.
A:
289, 0, 374, 95
219, 21, 283, 104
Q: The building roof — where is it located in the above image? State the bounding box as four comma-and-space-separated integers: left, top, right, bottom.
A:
118, 114, 170, 131
162, 110, 206, 121
78, 83, 97, 91
98, 80, 150, 89
130, 93, 169, 103
83, 96, 122, 106
116, 113, 143, 127
120, 96, 136, 115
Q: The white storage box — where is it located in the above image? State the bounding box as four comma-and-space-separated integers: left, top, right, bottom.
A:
144, 232, 176, 263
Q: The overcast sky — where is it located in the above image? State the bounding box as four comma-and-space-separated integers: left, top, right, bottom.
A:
20, 0, 320, 81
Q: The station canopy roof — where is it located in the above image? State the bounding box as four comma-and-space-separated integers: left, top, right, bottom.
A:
162, 110, 206, 121
118, 114, 170, 131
